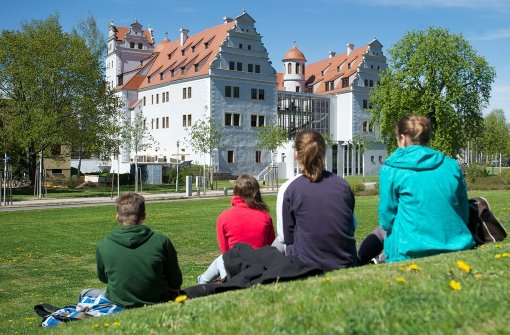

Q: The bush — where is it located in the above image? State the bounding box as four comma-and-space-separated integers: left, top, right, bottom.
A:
465, 163, 488, 183
350, 182, 365, 194
67, 176, 83, 188
167, 164, 204, 185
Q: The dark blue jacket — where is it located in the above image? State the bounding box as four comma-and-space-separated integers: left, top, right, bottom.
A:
276, 171, 357, 270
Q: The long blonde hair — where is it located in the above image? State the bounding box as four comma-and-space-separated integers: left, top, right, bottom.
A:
294, 130, 326, 182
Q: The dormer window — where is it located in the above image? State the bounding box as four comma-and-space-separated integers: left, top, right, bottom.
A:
194, 64, 199, 72
180, 67, 185, 75
191, 46, 195, 52
160, 73, 163, 80
181, 50, 185, 56
130, 42, 135, 48
348, 62, 352, 69
138, 43, 143, 49
204, 42, 209, 49
168, 53, 172, 60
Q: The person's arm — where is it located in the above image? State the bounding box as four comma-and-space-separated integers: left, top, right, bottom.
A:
267, 215, 276, 244
457, 164, 469, 224
276, 182, 295, 245
378, 166, 398, 233
164, 238, 182, 290
216, 213, 229, 254
96, 246, 108, 284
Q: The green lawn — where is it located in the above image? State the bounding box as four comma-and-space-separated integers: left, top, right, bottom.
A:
1, 191, 509, 334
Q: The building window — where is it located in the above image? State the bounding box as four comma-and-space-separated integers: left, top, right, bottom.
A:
180, 67, 185, 75
187, 114, 192, 126
147, 76, 151, 84
165, 91, 169, 102
225, 113, 241, 126
130, 42, 135, 48
138, 43, 143, 49
369, 80, 374, 87
239, 43, 243, 49
229, 61, 235, 70
342, 78, 349, 88
160, 73, 164, 80
181, 50, 185, 56
255, 64, 260, 73
143, 96, 146, 106
191, 46, 195, 52
187, 87, 192, 98
296, 63, 300, 74
143, 118, 147, 130
296, 86, 300, 92
287, 63, 292, 74
251, 115, 265, 127
156, 118, 159, 129
348, 62, 352, 70
255, 150, 262, 163
204, 42, 209, 49
225, 86, 232, 97
233, 86, 240, 98
171, 69, 174, 77
371, 156, 375, 163
151, 95, 154, 104
248, 44, 252, 50
182, 88, 186, 99
182, 115, 186, 127
248, 64, 253, 72
236, 62, 242, 71
251, 88, 265, 100
379, 156, 383, 163
227, 150, 234, 163
325, 81, 334, 91
183, 87, 191, 99
194, 64, 199, 72
363, 99, 368, 109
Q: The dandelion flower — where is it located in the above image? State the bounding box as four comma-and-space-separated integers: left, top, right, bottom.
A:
450, 280, 462, 291
103, 322, 110, 328
323, 277, 332, 283
407, 263, 420, 272
92, 323, 100, 329
175, 295, 188, 303
474, 273, 484, 281
456, 260, 471, 273
112, 321, 121, 327
495, 254, 502, 259
502, 252, 510, 258
395, 276, 406, 283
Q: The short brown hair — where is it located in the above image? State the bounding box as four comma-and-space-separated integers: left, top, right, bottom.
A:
233, 174, 268, 212
294, 130, 326, 182
396, 115, 432, 146
115, 192, 145, 226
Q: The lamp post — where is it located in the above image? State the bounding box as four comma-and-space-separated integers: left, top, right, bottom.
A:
176, 140, 180, 192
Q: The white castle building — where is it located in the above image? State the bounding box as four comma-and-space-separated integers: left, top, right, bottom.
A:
105, 11, 387, 181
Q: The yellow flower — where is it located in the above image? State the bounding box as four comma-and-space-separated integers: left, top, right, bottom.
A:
103, 322, 110, 328
502, 252, 510, 258
112, 321, 121, 327
395, 276, 406, 283
407, 263, 420, 272
92, 323, 100, 329
323, 276, 332, 283
495, 244, 502, 249
174, 295, 188, 303
474, 273, 484, 281
495, 254, 502, 259
456, 260, 471, 273
450, 280, 462, 291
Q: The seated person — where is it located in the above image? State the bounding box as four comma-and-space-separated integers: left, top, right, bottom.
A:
358, 115, 475, 264
81, 192, 182, 308
197, 175, 275, 284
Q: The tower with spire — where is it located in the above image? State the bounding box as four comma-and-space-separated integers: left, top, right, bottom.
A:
282, 42, 306, 92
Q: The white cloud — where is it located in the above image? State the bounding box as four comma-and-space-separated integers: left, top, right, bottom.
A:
363, 0, 509, 10
470, 29, 510, 41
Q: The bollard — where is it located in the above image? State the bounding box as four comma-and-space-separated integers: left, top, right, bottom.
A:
197, 186, 201, 197
223, 187, 228, 197
185, 176, 192, 197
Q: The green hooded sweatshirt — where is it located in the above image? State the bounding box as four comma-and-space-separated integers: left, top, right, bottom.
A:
379, 145, 475, 262
96, 225, 182, 308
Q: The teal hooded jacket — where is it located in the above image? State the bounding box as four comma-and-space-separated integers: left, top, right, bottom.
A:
379, 145, 475, 262
96, 225, 182, 308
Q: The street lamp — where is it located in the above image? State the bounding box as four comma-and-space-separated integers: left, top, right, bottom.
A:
176, 140, 180, 192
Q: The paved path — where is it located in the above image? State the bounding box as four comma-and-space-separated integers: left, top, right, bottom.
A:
0, 188, 279, 212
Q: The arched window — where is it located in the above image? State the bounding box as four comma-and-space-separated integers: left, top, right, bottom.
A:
287, 63, 292, 74
296, 63, 300, 74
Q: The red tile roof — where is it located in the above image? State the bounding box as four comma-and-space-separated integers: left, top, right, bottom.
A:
120, 21, 236, 90
283, 45, 306, 61
278, 45, 369, 94
114, 26, 154, 45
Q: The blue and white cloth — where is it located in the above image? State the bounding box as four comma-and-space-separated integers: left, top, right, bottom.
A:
42, 295, 123, 328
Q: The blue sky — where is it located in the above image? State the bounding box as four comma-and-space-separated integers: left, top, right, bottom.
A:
3, 0, 509, 119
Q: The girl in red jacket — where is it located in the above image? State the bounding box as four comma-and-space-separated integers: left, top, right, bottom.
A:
197, 174, 275, 284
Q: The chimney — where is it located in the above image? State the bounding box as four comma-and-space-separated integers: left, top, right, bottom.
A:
223, 16, 233, 23
347, 43, 354, 55
328, 50, 336, 58
180, 28, 189, 46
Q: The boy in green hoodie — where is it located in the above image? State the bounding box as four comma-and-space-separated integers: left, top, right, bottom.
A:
91, 192, 182, 308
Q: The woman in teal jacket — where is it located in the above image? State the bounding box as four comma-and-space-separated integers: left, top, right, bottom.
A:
362, 115, 475, 263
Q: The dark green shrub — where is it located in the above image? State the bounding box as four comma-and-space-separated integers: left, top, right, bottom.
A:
466, 163, 488, 183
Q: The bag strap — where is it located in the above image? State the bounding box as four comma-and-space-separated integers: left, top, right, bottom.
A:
33, 304, 61, 318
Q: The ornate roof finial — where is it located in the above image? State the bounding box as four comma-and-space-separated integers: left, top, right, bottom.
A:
243, 6, 246, 13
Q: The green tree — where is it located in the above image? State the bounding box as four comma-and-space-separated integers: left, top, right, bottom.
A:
0, 16, 119, 196
256, 120, 288, 165
482, 109, 510, 170
369, 27, 496, 156
186, 107, 221, 193
121, 109, 158, 192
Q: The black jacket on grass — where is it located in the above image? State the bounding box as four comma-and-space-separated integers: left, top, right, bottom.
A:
96, 225, 182, 308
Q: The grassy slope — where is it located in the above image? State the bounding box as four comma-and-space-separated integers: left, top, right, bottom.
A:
0, 191, 509, 334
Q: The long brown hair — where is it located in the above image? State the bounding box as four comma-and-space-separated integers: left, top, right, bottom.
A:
295, 130, 326, 182
233, 174, 269, 212
396, 115, 432, 146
